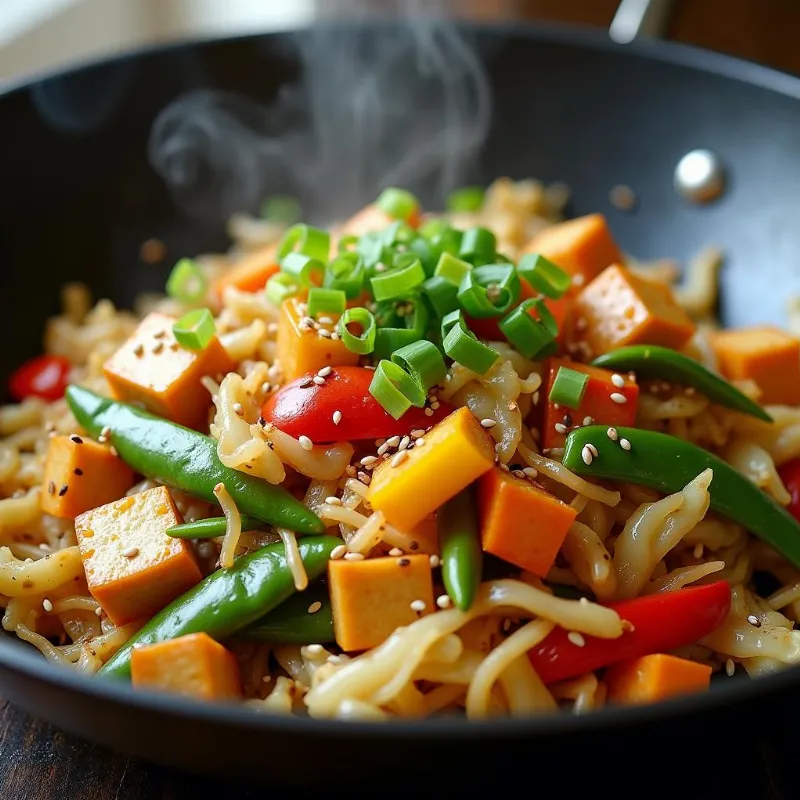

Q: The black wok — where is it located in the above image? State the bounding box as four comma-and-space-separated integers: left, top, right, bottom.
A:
1, 19, 800, 794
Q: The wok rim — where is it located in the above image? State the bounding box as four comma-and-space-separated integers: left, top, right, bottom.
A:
2, 19, 799, 741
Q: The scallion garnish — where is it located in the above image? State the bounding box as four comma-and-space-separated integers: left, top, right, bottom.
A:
441, 309, 465, 340
172, 308, 216, 351
373, 297, 429, 360
337, 235, 360, 254
459, 227, 496, 265
260, 195, 302, 224
265, 273, 299, 305
446, 186, 485, 213
499, 298, 559, 359
280, 252, 325, 288
391, 341, 447, 391
443, 321, 500, 375
277, 224, 330, 263
323, 253, 365, 300
418, 218, 449, 241
375, 188, 420, 222
422, 276, 459, 318
337, 307, 377, 355
371, 258, 425, 302
549, 366, 589, 409
369, 360, 426, 419
434, 252, 472, 286
457, 264, 521, 319
166, 259, 207, 303
307, 288, 346, 318
517, 253, 571, 299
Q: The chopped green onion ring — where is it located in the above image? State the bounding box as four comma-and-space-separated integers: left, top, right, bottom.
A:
373, 296, 429, 360
499, 298, 559, 359
457, 264, 521, 319
369, 360, 426, 419
166, 258, 207, 303
277, 224, 330, 263
549, 366, 589, 409
371, 258, 426, 302
443, 323, 499, 375
375, 188, 420, 222
266, 273, 300, 305
337, 307, 377, 355
434, 252, 472, 286
173, 308, 216, 351
459, 226, 496, 264
280, 252, 325, 288
422, 276, 459, 318
324, 253, 365, 299
517, 253, 571, 299
446, 186, 485, 213
391, 341, 447, 391
307, 288, 346, 317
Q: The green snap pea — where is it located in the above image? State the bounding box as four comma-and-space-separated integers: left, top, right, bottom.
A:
167, 516, 264, 539
101, 535, 340, 679
240, 582, 333, 644
65, 386, 324, 535
438, 488, 482, 611
563, 426, 800, 569
591, 345, 772, 422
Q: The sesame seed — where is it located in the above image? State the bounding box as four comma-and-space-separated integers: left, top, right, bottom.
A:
693, 543, 704, 559
431, 402, 440, 411
318, 329, 332, 339
101, 426, 111, 438
619, 438, 632, 451
388, 547, 403, 557
583, 416, 595, 427
122, 546, 139, 559
523, 467, 538, 479
567, 631, 586, 647
318, 317, 334, 326
410, 429, 425, 438
587, 443, 599, 457
42, 598, 53, 613
553, 403, 561, 411
725, 659, 735, 676
312, 376, 326, 386
415, 438, 426, 447
385, 436, 401, 448
480, 418, 497, 429
345, 465, 357, 477
325, 496, 342, 506
607, 427, 619, 441
611, 374, 625, 388
360, 456, 378, 467
58, 485, 69, 497
499, 463, 510, 472
344, 552, 365, 562
330, 545, 347, 560
513, 469, 526, 479
73, 468, 83, 476
133, 343, 144, 357
391, 451, 409, 468
581, 445, 594, 466
398, 435, 411, 451
300, 378, 314, 388
357, 471, 371, 485
610, 392, 627, 404
232, 402, 244, 417
377, 441, 392, 456
409, 541, 419, 551
410, 599, 426, 613
318, 366, 333, 377
429, 554, 440, 568
261, 382, 272, 394
95, 606, 103, 617
306, 644, 324, 655
331, 332, 340, 341
747, 614, 761, 627
398, 557, 411, 567
332, 410, 342, 425
152, 342, 164, 355
299, 435, 314, 451
374, 263, 387, 273
572, 274, 585, 287
424, 408, 434, 417
554, 423, 568, 435
436, 595, 452, 609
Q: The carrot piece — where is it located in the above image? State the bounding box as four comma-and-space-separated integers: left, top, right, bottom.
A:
572, 265, 695, 356
74, 486, 202, 626
710, 325, 800, 406
41, 435, 135, 519
477, 467, 576, 577
103, 312, 235, 430
541, 357, 639, 450
328, 554, 434, 651
131, 632, 242, 701
212, 243, 280, 305
605, 653, 712, 706
368, 407, 495, 533
522, 214, 624, 289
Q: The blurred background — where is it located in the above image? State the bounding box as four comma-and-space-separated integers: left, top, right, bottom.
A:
1, 0, 800, 85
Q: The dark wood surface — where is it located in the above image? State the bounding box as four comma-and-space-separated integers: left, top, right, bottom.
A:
4, 1, 800, 797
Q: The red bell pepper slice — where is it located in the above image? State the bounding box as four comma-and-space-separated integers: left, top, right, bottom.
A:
529, 581, 731, 684
9, 355, 72, 402
260, 365, 452, 443
779, 459, 800, 523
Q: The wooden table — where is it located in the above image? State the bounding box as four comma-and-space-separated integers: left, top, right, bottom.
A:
3, 1, 799, 797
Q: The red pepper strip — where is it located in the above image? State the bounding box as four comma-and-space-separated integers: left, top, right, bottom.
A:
778, 459, 800, 523
9, 355, 71, 402
529, 581, 731, 684
261, 365, 452, 443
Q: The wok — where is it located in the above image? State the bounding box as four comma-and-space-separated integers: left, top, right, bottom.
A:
1, 9, 800, 794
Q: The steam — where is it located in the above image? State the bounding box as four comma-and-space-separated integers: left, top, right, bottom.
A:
148, 2, 491, 224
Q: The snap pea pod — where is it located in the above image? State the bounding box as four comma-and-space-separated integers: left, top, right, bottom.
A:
563, 426, 800, 568
240, 582, 333, 644
167, 516, 264, 539
65, 385, 324, 534
101, 535, 340, 679
591, 345, 772, 422
438, 488, 482, 611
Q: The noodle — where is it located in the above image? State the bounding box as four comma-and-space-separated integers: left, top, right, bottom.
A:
214, 482, 243, 570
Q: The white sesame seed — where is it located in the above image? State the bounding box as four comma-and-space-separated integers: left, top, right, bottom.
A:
42, 598, 53, 613
429, 554, 440, 568
747, 614, 761, 627
554, 423, 568, 434
357, 471, 372, 485
431, 402, 440, 411
332, 410, 342, 425
312, 376, 326, 386
436, 595, 452, 609
330, 332, 340, 341
410, 599, 426, 612
95, 606, 103, 617
388, 547, 404, 557
100, 426, 111, 438
499, 463, 510, 472
330, 545, 347, 560
385, 436, 401, 448
398, 435, 411, 451
232, 402, 244, 417
306, 644, 324, 655
344, 552, 365, 562
261, 382, 272, 394
610, 392, 627, 404
317, 317, 334, 326
511, 469, 525, 479
360, 456, 378, 467
391, 450, 409, 468
582, 416, 595, 427
375, 263, 387, 273
480, 418, 497, 429
318, 329, 332, 339
299, 322, 311, 332
424, 408, 434, 417
579, 597, 590, 606
553, 403, 560, 411
415, 438, 426, 448
611, 373, 625, 388
377, 441, 392, 456
308, 601, 323, 614
587, 443, 598, 457
299, 435, 314, 451
581, 445, 594, 466
619, 438, 632, 451
122, 546, 139, 559
523, 467, 538, 479
725, 658, 735, 676
567, 631, 586, 647
410, 429, 425, 439
317, 366, 333, 377
325, 496, 342, 506
607, 427, 618, 441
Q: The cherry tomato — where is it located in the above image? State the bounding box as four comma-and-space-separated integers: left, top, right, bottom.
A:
261, 366, 452, 443
9, 355, 71, 402
778, 459, 800, 523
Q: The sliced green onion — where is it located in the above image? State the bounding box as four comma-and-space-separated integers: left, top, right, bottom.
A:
277, 224, 330, 263
173, 308, 216, 351
337, 235, 360, 253
499, 298, 559, 359
443, 323, 499, 375
517, 253, 571, 299
357, 232, 392, 270
371, 258, 425, 302
260, 195, 301, 224
549, 366, 589, 409
380, 220, 416, 247
459, 227, 496, 264
373, 297, 429, 360
391, 341, 447, 391
435, 225, 464, 256
422, 276, 459, 319
337, 307, 377, 355
408, 236, 441, 277
375, 188, 420, 222
369, 360, 426, 419
280, 252, 325, 288
441, 309, 465, 339
418, 218, 448, 240
166, 258, 207, 302
324, 254, 365, 299
457, 264, 521, 319
265, 273, 300, 305
446, 186, 485, 213
434, 252, 472, 286
307, 288, 346, 317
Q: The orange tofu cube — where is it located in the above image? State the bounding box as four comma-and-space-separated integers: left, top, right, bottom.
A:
212, 243, 279, 305
74, 486, 201, 626
103, 312, 235, 429
522, 214, 624, 288
573, 264, 695, 356
41, 435, 135, 519
277, 297, 359, 382
368, 407, 495, 533
605, 653, 712, 706
710, 326, 800, 406
478, 467, 577, 577
329, 554, 434, 651
131, 632, 242, 701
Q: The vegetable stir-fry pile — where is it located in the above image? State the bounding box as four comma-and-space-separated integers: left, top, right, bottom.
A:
7, 179, 800, 719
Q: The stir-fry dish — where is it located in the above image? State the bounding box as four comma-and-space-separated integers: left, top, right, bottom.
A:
4, 179, 800, 720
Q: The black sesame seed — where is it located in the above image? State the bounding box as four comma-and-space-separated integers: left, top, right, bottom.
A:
58, 485, 69, 497
70, 435, 83, 444
408, 541, 419, 551
73, 468, 83, 476
398, 558, 410, 567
